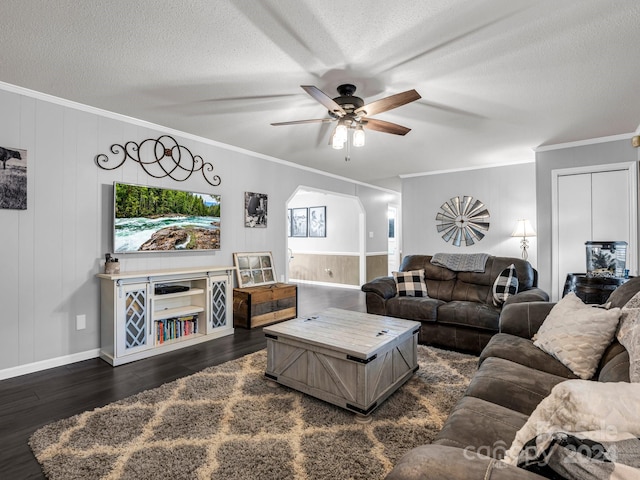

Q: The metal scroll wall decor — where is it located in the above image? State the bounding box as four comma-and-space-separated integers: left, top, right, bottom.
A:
436, 195, 490, 247
95, 135, 221, 186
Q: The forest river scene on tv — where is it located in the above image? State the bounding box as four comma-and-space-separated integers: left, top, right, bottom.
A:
114, 184, 221, 252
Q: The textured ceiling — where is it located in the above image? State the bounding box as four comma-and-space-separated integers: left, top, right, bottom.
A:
2, 0, 640, 189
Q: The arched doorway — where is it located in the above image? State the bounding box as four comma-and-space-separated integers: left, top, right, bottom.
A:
286, 186, 365, 288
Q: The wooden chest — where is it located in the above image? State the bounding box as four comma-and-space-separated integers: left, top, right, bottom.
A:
233, 283, 297, 328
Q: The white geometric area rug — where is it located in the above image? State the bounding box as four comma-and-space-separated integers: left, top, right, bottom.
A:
30, 346, 475, 480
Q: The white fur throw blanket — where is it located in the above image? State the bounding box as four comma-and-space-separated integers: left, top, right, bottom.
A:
503, 380, 640, 479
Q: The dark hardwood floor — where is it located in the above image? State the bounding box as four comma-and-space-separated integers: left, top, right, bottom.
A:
0, 283, 366, 480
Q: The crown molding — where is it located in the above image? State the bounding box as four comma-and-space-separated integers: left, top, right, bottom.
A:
0, 81, 398, 194
535, 132, 636, 152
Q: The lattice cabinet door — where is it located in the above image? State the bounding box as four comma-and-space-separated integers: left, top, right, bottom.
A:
208, 274, 232, 332
115, 282, 152, 357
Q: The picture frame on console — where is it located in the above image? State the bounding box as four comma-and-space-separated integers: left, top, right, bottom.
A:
233, 251, 277, 287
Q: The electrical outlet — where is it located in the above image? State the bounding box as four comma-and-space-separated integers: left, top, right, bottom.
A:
76, 314, 86, 330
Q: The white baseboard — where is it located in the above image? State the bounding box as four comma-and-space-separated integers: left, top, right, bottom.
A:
0, 348, 101, 381
290, 279, 361, 290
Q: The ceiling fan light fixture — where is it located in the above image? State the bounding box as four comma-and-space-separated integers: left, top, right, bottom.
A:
331, 137, 344, 149
331, 127, 345, 149
353, 124, 365, 147
334, 122, 348, 143
271, 84, 420, 154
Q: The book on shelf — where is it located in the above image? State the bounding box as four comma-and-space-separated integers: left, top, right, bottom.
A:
155, 314, 199, 345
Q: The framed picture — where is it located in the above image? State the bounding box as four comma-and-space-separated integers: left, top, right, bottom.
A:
233, 251, 276, 287
0, 145, 27, 210
290, 207, 308, 237
244, 192, 267, 227
308, 206, 326, 237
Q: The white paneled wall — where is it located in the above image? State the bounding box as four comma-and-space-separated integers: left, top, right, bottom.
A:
401, 163, 538, 265
0, 84, 396, 376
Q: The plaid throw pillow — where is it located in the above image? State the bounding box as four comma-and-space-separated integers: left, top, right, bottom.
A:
493, 264, 518, 306
393, 269, 427, 297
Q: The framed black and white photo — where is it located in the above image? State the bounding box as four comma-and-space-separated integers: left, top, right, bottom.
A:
290, 207, 308, 237
0, 145, 27, 210
308, 206, 326, 237
244, 192, 267, 227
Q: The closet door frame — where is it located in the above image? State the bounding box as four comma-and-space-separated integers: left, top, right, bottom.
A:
551, 162, 638, 301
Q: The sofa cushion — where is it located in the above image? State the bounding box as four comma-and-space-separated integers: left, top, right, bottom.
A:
597, 350, 631, 383
386, 445, 546, 480
617, 291, 640, 382
533, 293, 621, 379
606, 276, 640, 308
434, 396, 528, 459
492, 264, 518, 306
480, 333, 577, 379
393, 269, 427, 297
385, 296, 443, 322
437, 301, 500, 331
418, 323, 495, 354
453, 257, 536, 305
465, 357, 568, 416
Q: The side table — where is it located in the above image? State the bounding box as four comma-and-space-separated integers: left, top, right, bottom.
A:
562, 273, 629, 304
233, 283, 297, 328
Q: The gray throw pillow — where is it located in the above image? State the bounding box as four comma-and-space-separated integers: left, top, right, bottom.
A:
533, 293, 621, 379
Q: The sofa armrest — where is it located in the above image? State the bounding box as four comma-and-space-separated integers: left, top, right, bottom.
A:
499, 302, 556, 338
361, 276, 397, 300
385, 445, 545, 480
503, 287, 549, 306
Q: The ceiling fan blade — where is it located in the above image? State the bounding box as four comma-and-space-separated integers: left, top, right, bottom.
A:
363, 118, 411, 136
301, 85, 346, 117
271, 118, 335, 126
355, 89, 421, 117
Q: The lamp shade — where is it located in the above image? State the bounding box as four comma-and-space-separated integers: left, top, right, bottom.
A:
511, 219, 536, 238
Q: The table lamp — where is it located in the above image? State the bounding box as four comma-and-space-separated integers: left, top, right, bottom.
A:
511, 219, 536, 260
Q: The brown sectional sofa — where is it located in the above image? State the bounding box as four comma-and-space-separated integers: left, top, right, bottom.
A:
385, 277, 640, 480
361, 254, 549, 354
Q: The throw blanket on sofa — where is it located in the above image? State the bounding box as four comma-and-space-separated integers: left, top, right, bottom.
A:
516, 430, 640, 479
431, 253, 490, 272
504, 380, 640, 479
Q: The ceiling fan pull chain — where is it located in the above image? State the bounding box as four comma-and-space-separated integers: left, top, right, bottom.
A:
345, 133, 351, 162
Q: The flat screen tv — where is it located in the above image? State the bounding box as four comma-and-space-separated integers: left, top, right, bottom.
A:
113, 182, 221, 253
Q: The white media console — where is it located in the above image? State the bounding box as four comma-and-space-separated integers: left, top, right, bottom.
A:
97, 266, 235, 366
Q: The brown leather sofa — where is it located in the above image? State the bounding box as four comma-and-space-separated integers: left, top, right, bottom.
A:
361, 255, 549, 354
385, 277, 639, 480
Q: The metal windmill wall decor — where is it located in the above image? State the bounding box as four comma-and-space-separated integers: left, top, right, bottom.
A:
436, 196, 490, 247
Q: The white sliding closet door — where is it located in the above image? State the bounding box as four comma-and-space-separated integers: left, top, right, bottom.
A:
552, 164, 636, 301
557, 174, 592, 299
591, 170, 630, 241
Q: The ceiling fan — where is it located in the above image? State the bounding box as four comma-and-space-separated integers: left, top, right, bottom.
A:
271, 84, 421, 159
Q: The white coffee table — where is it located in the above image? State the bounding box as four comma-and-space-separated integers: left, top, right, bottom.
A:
264, 308, 420, 420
